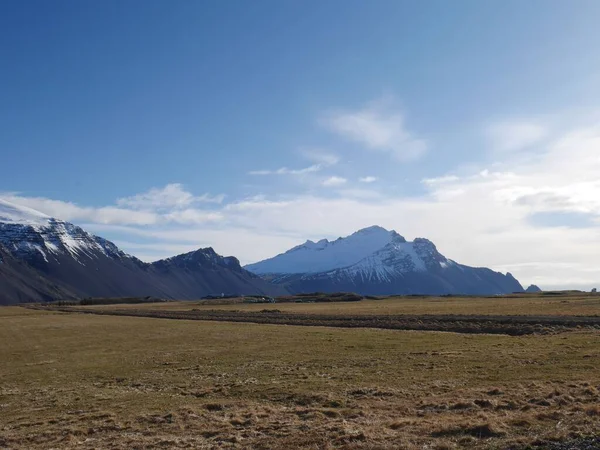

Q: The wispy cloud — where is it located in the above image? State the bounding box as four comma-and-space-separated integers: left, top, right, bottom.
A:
358, 176, 378, 183
486, 120, 547, 153
1, 184, 224, 226
421, 175, 460, 186
300, 149, 340, 166
0, 194, 160, 225
163, 209, 224, 224
6, 117, 600, 288
336, 188, 382, 199
117, 183, 224, 209
322, 176, 347, 187
248, 164, 322, 176
249, 149, 339, 176
321, 99, 427, 161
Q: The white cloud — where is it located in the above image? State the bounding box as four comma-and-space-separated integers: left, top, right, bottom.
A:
1, 184, 224, 226
248, 164, 322, 176
486, 120, 547, 153
249, 149, 339, 176
117, 183, 224, 209
336, 188, 382, 199
6, 119, 600, 289
163, 209, 224, 224
421, 175, 460, 186
358, 176, 378, 183
322, 176, 347, 187
300, 149, 340, 166
321, 99, 427, 161
0, 194, 160, 225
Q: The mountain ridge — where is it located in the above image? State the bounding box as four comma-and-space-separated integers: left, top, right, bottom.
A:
0, 199, 286, 305
246, 225, 402, 275
246, 226, 524, 296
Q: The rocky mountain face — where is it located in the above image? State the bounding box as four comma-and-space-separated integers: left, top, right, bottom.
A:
246, 226, 524, 296
148, 248, 285, 300
0, 244, 78, 303
0, 199, 285, 305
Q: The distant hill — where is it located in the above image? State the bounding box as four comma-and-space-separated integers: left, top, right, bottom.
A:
525, 284, 542, 293
246, 226, 524, 296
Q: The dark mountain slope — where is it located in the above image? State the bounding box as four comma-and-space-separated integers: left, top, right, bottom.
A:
0, 199, 285, 304
0, 245, 76, 305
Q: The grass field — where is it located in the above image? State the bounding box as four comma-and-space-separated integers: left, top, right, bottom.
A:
1, 296, 600, 449
80, 293, 600, 316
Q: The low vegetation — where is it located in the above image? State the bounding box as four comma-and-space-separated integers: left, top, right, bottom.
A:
2, 294, 599, 449
192, 292, 364, 306
50, 296, 169, 307
66, 291, 600, 316
277, 292, 364, 303
32, 305, 600, 336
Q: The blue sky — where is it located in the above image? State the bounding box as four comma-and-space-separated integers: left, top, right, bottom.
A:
2, 0, 600, 289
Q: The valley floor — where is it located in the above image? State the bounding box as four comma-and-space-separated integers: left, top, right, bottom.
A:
77, 292, 600, 316
1, 296, 599, 449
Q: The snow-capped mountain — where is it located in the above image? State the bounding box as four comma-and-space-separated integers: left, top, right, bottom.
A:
0, 199, 285, 305
246, 226, 399, 274
0, 199, 138, 267
246, 226, 524, 295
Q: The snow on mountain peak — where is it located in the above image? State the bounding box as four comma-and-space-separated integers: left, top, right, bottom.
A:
0, 198, 134, 264
298, 238, 330, 250
353, 225, 388, 234
0, 198, 51, 225
245, 226, 404, 275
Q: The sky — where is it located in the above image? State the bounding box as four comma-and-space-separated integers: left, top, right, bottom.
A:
2, 0, 600, 290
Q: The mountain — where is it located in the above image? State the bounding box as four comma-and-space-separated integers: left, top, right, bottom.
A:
246, 226, 399, 275
0, 244, 77, 303
246, 226, 524, 295
148, 248, 286, 299
0, 199, 285, 305
525, 284, 542, 293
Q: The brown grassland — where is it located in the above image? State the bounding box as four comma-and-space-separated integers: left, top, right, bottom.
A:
1, 294, 599, 449
79, 292, 600, 316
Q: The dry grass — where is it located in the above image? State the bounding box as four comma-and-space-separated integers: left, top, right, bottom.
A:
1, 304, 599, 449
45, 305, 600, 335
81, 293, 600, 317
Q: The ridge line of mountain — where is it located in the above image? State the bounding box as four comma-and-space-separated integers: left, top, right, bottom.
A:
245, 225, 524, 296
1, 199, 526, 303
0, 199, 286, 305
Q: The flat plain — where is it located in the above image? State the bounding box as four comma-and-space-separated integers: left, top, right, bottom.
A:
79, 293, 600, 316
1, 294, 599, 449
